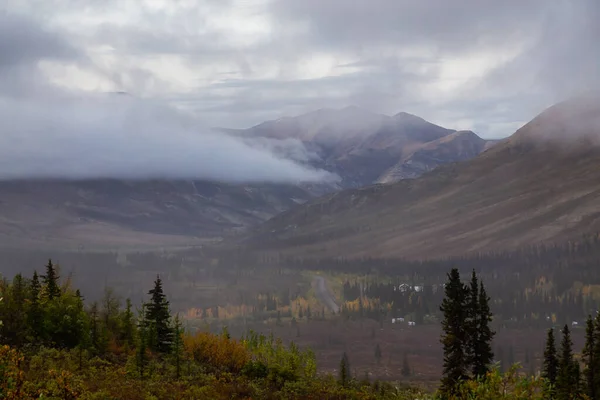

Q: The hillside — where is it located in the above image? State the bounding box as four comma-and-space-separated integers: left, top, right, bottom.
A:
0, 108, 492, 249
245, 93, 600, 259
0, 180, 316, 250
224, 107, 494, 187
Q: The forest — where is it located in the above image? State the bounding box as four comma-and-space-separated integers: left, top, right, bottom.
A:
0, 259, 597, 398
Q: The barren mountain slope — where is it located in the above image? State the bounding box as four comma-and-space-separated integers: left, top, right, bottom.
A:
225, 107, 494, 187
246, 94, 600, 259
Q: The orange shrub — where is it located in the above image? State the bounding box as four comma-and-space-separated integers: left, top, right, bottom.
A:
0, 345, 25, 399
183, 332, 250, 374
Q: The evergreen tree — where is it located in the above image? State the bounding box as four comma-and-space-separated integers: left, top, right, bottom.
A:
556, 324, 579, 400
543, 328, 558, 398
339, 352, 351, 387
472, 281, 495, 377
42, 259, 61, 300
592, 313, 600, 398
144, 275, 173, 353
374, 343, 382, 365
583, 315, 595, 399
172, 314, 184, 379
439, 268, 469, 395
465, 270, 479, 372
27, 271, 44, 343
136, 305, 148, 380
119, 298, 136, 350
402, 352, 411, 377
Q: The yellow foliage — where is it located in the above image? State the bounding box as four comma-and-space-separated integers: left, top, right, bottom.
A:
183, 332, 250, 373
0, 345, 25, 399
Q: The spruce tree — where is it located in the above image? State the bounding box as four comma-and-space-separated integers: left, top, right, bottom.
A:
339, 352, 350, 387
144, 275, 173, 353
592, 313, 600, 398
374, 343, 382, 365
543, 328, 558, 398
466, 270, 479, 373
401, 352, 411, 377
440, 268, 469, 395
27, 271, 44, 343
172, 314, 184, 379
42, 259, 61, 300
472, 281, 495, 377
556, 324, 579, 400
583, 315, 595, 399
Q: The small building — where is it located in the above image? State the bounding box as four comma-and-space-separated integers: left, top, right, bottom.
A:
408, 321, 416, 326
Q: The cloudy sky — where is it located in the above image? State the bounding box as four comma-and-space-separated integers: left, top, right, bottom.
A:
1, 0, 599, 181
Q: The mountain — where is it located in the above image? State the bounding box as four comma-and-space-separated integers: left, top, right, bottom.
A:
0, 107, 492, 249
245, 93, 600, 259
0, 180, 315, 250
224, 107, 494, 188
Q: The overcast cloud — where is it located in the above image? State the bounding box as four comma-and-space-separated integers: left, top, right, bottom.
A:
0, 0, 598, 181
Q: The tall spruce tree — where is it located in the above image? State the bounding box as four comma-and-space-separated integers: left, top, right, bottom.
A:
556, 324, 580, 400
472, 280, 495, 377
440, 268, 469, 395
42, 259, 61, 300
144, 275, 173, 353
466, 270, 478, 373
592, 313, 600, 398
27, 271, 44, 343
583, 315, 595, 399
543, 328, 559, 399
339, 352, 351, 387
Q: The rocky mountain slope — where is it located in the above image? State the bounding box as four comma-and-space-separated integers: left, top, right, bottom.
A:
0, 107, 492, 249
224, 107, 494, 187
246, 93, 600, 259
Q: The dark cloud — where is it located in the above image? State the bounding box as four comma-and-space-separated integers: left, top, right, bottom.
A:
2, 0, 600, 150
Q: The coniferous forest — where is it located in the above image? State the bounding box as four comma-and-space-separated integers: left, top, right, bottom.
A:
1, 257, 598, 398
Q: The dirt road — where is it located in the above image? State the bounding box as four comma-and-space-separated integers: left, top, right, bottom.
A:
313, 275, 340, 313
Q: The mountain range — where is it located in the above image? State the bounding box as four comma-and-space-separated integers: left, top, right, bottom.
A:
245, 93, 600, 259
0, 107, 492, 249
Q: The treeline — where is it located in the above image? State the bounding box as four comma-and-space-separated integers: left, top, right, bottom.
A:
0, 259, 421, 399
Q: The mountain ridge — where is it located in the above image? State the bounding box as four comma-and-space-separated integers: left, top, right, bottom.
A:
244, 95, 600, 259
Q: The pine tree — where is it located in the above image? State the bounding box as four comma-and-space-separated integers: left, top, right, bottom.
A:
119, 298, 136, 350
374, 343, 382, 365
402, 352, 411, 377
42, 259, 61, 300
583, 315, 595, 399
27, 271, 44, 343
172, 314, 184, 379
556, 324, 579, 400
439, 268, 469, 395
543, 328, 558, 398
339, 352, 351, 387
592, 313, 600, 398
466, 270, 479, 373
144, 275, 173, 353
136, 305, 148, 380
471, 280, 495, 378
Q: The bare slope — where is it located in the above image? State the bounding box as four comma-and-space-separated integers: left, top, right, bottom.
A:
247, 94, 600, 259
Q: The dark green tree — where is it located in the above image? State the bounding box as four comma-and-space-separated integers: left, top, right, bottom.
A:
172, 314, 184, 379
136, 305, 148, 380
402, 352, 411, 377
439, 268, 469, 395
339, 352, 351, 387
556, 324, 580, 400
465, 270, 479, 372
119, 298, 136, 350
374, 343, 382, 365
583, 315, 595, 399
27, 271, 44, 343
144, 275, 173, 353
543, 328, 558, 398
42, 259, 61, 300
471, 280, 495, 378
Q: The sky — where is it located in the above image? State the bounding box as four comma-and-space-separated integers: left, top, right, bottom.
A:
1, 0, 599, 181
